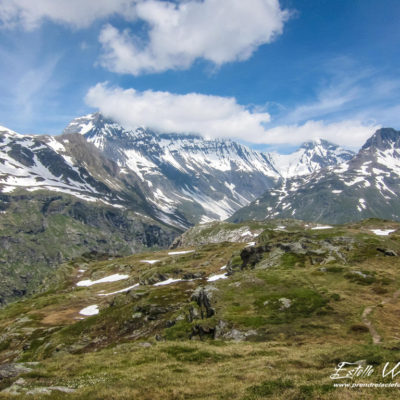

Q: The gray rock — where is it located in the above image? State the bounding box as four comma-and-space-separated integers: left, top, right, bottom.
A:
224, 329, 246, 341
191, 286, 218, 319
137, 342, 152, 348
279, 298, 292, 309
214, 320, 228, 338
188, 306, 201, 322
48, 386, 76, 393
175, 314, 185, 321
377, 248, 398, 257
26, 387, 52, 395
321, 256, 337, 265
0, 363, 33, 379
1, 384, 22, 395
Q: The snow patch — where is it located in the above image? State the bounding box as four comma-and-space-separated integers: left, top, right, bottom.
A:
46, 137, 66, 153
140, 260, 160, 264
343, 176, 366, 187
153, 278, 183, 286
168, 250, 194, 255
207, 273, 228, 282
98, 283, 139, 296
370, 229, 396, 236
76, 274, 129, 287
1, 186, 16, 193
79, 305, 99, 316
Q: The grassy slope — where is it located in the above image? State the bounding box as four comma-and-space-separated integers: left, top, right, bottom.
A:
1, 219, 400, 398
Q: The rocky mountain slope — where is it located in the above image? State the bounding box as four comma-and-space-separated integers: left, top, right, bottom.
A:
0, 219, 400, 399
64, 113, 281, 225
0, 192, 177, 305
64, 113, 354, 225
231, 128, 400, 224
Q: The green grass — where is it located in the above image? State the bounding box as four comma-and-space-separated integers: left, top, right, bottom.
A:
280, 252, 306, 268
1, 219, 400, 398
2, 341, 400, 399
244, 378, 294, 398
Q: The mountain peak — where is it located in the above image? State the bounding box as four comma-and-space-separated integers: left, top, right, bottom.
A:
63, 112, 115, 136
271, 138, 354, 178
362, 127, 400, 151
301, 138, 340, 150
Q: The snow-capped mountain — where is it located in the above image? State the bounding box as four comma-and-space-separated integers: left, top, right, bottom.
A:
0, 127, 122, 205
269, 139, 354, 178
0, 126, 172, 230
64, 113, 281, 226
231, 128, 400, 224
1, 113, 356, 228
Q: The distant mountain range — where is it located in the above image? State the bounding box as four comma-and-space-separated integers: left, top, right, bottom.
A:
4, 114, 400, 229
269, 138, 354, 178
1, 113, 355, 228
231, 128, 400, 224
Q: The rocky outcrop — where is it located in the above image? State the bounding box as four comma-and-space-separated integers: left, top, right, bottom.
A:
171, 222, 264, 249
0, 363, 35, 380
227, 231, 354, 275
191, 286, 217, 319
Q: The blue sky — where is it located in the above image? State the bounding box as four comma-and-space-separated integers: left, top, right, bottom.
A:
0, 0, 399, 151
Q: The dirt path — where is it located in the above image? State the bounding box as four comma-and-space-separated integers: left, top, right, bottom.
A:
361, 306, 382, 344
362, 289, 400, 345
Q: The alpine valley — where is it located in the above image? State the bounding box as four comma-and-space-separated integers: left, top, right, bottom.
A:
1, 116, 400, 399
0, 113, 354, 303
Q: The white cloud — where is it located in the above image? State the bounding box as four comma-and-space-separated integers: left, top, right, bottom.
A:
0, 0, 137, 29
99, 0, 289, 75
0, 0, 289, 74
85, 83, 378, 148
85, 83, 271, 140
262, 120, 380, 149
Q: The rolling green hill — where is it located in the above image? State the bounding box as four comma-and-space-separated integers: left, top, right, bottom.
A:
1, 219, 400, 399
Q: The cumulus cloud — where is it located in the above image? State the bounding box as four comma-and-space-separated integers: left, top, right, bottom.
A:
0, 0, 137, 29
99, 0, 289, 75
1, 0, 289, 74
85, 83, 271, 140
85, 83, 378, 148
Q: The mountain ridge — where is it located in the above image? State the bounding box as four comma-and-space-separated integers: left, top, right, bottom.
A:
231, 127, 400, 224
62, 113, 353, 224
